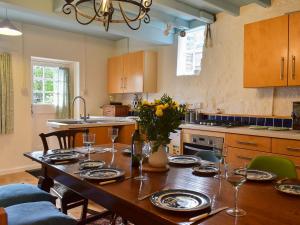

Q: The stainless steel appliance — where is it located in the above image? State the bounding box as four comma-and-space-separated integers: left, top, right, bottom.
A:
182, 133, 224, 156
292, 102, 300, 130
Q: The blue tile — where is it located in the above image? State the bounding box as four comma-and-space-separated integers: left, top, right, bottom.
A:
283, 119, 292, 128
216, 116, 222, 121
209, 115, 216, 120
228, 116, 234, 121
234, 117, 241, 122
249, 117, 257, 125
257, 118, 265, 126
266, 118, 273, 127
222, 116, 228, 121
241, 117, 250, 125
274, 119, 283, 127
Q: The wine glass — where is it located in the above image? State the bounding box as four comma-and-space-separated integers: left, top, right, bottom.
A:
134, 142, 151, 181
213, 145, 225, 179
83, 133, 96, 161
108, 128, 118, 153
225, 164, 247, 217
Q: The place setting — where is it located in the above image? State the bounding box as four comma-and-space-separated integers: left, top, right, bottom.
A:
274, 179, 300, 196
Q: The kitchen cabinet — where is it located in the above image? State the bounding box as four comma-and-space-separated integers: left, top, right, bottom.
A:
288, 12, 300, 86
244, 15, 289, 87
225, 134, 271, 152
107, 51, 157, 94
74, 124, 135, 146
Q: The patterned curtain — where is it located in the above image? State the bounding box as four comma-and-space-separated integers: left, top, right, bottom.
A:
56, 67, 73, 119
0, 53, 14, 134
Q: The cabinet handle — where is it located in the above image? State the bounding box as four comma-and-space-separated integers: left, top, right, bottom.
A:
280, 57, 284, 80
292, 56, 296, 80
121, 78, 124, 89
286, 147, 300, 152
124, 77, 127, 89
236, 155, 252, 161
237, 141, 257, 146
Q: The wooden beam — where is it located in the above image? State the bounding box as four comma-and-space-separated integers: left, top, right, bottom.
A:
152, 0, 215, 23
252, 0, 272, 7
201, 0, 240, 16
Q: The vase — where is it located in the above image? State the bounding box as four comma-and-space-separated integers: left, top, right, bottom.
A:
148, 144, 169, 168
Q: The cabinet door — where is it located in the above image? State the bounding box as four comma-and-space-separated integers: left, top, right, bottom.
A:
123, 51, 144, 93
107, 56, 124, 94
244, 15, 289, 87
288, 12, 300, 86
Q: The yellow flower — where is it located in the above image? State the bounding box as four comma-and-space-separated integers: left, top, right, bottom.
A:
155, 108, 163, 117
142, 100, 149, 106
161, 103, 169, 110
155, 99, 160, 104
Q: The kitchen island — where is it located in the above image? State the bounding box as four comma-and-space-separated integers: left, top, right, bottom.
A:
47, 116, 136, 145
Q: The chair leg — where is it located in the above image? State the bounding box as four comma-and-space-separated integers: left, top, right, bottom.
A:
61, 200, 68, 215
80, 199, 88, 222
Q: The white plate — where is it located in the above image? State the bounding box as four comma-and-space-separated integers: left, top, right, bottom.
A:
168, 155, 200, 166
235, 169, 277, 181
275, 184, 300, 196
80, 168, 125, 180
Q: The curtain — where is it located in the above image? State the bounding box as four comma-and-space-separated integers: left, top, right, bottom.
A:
56, 67, 73, 119
0, 53, 14, 134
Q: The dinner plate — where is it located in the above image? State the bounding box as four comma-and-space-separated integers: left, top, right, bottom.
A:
235, 168, 277, 181
275, 183, 300, 196
43, 152, 81, 162
150, 189, 211, 212
80, 168, 125, 180
193, 165, 218, 176
79, 160, 105, 170
168, 155, 200, 166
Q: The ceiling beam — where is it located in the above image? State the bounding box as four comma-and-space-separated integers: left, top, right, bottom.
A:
201, 0, 240, 16
152, 0, 215, 24
252, 0, 272, 8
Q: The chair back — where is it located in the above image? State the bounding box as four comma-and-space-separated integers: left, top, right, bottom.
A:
195, 150, 219, 162
248, 155, 298, 179
39, 129, 88, 154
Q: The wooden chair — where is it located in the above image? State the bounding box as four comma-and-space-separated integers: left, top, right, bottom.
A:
39, 129, 90, 222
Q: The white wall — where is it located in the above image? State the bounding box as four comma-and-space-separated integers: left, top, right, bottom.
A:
114, 0, 300, 117
0, 23, 116, 175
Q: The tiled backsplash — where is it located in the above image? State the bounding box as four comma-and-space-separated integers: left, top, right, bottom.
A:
207, 114, 293, 128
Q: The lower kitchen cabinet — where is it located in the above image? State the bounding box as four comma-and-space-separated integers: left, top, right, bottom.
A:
74, 124, 135, 146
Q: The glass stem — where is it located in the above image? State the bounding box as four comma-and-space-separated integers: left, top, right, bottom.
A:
139, 160, 143, 178
234, 187, 239, 212
112, 141, 115, 152
88, 145, 90, 161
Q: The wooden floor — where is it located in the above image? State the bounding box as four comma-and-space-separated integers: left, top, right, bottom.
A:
0, 171, 105, 219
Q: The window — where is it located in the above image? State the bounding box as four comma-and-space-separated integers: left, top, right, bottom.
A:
177, 26, 206, 76
32, 65, 60, 104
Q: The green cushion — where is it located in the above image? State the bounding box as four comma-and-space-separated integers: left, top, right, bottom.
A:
195, 150, 219, 162
248, 156, 298, 179
0, 184, 56, 207
6, 201, 77, 225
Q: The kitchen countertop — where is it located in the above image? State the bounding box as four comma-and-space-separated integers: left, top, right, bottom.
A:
47, 116, 136, 129
180, 123, 300, 140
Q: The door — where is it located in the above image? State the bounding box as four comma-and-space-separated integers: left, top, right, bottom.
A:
244, 15, 289, 87
288, 12, 300, 86
123, 51, 144, 93
107, 55, 124, 94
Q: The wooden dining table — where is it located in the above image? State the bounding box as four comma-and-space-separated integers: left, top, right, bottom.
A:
24, 144, 299, 225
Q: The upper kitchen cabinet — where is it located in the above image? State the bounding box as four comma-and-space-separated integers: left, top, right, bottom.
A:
244, 15, 289, 88
107, 51, 157, 94
288, 12, 300, 86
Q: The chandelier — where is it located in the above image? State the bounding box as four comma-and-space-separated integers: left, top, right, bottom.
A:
62, 0, 152, 31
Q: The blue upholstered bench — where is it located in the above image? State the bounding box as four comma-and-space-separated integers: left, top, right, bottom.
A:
0, 184, 56, 207
5, 201, 77, 225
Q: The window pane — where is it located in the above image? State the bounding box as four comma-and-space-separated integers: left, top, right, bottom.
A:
33, 66, 43, 78
44, 80, 54, 92
33, 80, 43, 91
44, 93, 54, 104
44, 67, 55, 79
33, 93, 43, 104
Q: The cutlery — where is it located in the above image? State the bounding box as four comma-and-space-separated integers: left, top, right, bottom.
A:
138, 186, 169, 201
189, 206, 229, 222
99, 176, 131, 186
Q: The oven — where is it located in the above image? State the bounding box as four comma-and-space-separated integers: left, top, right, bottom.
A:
182, 133, 224, 157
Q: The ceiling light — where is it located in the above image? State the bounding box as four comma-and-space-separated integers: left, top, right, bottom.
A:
62, 0, 152, 31
0, 9, 22, 36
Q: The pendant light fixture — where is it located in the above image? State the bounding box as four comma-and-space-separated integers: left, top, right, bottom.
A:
0, 9, 22, 36
62, 0, 152, 31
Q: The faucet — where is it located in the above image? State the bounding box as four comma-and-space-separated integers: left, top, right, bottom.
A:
72, 96, 89, 122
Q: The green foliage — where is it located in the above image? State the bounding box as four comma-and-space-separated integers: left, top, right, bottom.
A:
138, 94, 186, 152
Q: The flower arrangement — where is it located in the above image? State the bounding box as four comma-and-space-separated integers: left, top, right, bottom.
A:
138, 94, 186, 152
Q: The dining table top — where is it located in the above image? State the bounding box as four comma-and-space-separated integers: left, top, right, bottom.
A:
24, 144, 300, 225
